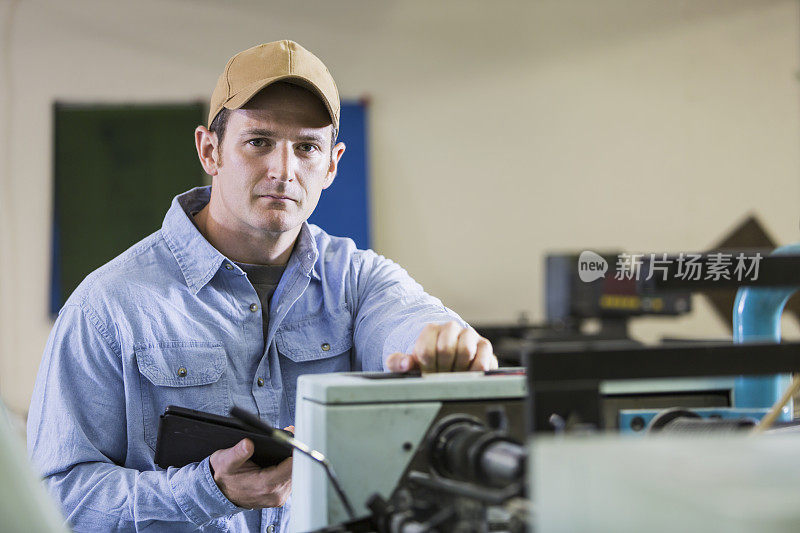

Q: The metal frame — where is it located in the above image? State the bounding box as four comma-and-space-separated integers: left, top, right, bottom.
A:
522, 341, 800, 433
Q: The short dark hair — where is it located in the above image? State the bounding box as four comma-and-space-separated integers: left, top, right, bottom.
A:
208, 106, 337, 160
209, 107, 231, 146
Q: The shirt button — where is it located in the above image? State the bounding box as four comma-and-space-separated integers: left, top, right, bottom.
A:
257, 378, 265, 387
321, 343, 330, 351
224, 263, 233, 270
249, 303, 259, 312
267, 525, 276, 533
307, 252, 312, 260
177, 367, 187, 377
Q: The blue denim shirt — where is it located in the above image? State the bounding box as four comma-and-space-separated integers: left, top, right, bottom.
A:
27, 186, 465, 532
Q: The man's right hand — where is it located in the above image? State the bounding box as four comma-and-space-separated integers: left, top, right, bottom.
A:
209, 437, 292, 509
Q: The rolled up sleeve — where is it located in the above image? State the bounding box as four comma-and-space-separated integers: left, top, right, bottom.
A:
350, 250, 467, 370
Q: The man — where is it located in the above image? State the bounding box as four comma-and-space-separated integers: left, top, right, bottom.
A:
27, 40, 497, 532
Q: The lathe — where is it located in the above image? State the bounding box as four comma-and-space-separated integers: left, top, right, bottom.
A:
290, 370, 527, 532
286, 249, 800, 532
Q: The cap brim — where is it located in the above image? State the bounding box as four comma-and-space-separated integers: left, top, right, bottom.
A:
223, 75, 338, 132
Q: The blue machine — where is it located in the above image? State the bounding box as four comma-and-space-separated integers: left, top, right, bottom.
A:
618, 244, 799, 433
618, 407, 767, 434
731, 243, 799, 419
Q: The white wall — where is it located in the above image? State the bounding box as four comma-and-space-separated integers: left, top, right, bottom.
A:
1, 0, 799, 414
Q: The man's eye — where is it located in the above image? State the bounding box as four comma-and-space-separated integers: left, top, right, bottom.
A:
248, 139, 268, 147
297, 143, 318, 153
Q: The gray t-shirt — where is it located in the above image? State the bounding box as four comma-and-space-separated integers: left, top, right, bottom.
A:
235, 261, 286, 341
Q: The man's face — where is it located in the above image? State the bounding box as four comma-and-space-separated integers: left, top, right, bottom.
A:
209, 83, 344, 237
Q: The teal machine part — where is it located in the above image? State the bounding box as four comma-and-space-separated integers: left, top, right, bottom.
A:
732, 244, 799, 420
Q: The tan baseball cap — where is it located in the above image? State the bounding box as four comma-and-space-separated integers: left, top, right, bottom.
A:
208, 40, 340, 133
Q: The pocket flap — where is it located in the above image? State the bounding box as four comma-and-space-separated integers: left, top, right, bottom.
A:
135, 342, 226, 387
276, 318, 353, 362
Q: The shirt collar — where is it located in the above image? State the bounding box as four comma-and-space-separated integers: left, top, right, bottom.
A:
162, 186, 320, 294
293, 222, 321, 281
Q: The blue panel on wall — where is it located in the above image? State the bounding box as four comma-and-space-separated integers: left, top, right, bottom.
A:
308, 100, 370, 249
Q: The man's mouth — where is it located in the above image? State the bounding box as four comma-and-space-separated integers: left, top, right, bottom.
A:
259, 194, 294, 202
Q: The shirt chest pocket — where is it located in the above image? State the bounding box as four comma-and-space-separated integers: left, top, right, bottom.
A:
135, 342, 232, 451
276, 316, 353, 415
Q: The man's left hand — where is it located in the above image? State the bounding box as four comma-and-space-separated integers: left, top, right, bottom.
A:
385, 321, 499, 373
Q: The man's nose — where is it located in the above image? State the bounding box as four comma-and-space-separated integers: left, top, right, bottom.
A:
266, 143, 294, 182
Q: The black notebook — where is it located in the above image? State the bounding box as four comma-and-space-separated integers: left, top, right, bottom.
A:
154, 405, 293, 469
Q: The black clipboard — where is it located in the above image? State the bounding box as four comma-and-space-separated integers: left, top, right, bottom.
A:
154, 405, 293, 469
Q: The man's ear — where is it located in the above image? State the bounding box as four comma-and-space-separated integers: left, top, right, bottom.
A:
323, 141, 346, 189
195, 126, 221, 176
